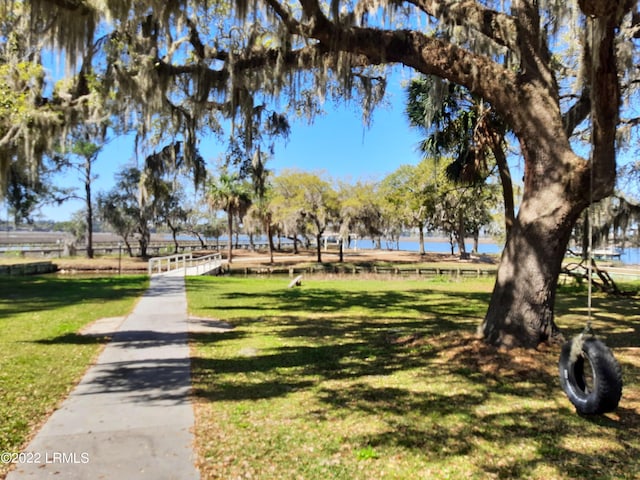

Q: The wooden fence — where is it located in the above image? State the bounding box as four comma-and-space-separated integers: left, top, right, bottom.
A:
228, 264, 497, 278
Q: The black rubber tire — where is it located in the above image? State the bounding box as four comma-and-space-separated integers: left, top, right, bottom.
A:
559, 336, 623, 415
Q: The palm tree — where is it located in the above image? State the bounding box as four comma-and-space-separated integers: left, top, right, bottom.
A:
248, 148, 276, 264
207, 170, 252, 263
406, 75, 515, 240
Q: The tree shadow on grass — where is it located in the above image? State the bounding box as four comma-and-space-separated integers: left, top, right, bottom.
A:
0, 275, 148, 317
189, 278, 640, 478
37, 329, 245, 349
192, 325, 640, 478
188, 284, 491, 344
313, 338, 640, 479
206, 286, 491, 320
189, 284, 539, 407
191, 336, 440, 404
34, 333, 111, 345
555, 284, 640, 348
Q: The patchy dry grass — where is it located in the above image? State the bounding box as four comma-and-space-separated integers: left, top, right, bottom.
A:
0, 275, 148, 478
0, 254, 149, 273
187, 276, 640, 480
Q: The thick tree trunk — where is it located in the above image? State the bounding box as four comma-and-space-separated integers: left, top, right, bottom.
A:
481, 148, 588, 348
481, 8, 621, 348
481, 220, 571, 347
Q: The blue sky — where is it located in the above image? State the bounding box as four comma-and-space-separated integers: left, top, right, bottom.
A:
37, 68, 428, 222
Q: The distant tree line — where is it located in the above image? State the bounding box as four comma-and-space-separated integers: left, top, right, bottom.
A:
92, 149, 502, 261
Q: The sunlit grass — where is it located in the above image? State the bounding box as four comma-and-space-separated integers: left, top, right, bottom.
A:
0, 274, 148, 477
188, 276, 640, 480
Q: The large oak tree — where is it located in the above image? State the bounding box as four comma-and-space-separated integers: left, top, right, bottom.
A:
4, 0, 640, 347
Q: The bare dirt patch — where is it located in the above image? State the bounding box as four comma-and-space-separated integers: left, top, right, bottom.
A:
434, 331, 560, 382
44, 247, 498, 273
54, 256, 150, 273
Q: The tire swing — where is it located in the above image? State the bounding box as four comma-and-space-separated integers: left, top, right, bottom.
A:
558, 144, 623, 415
558, 329, 623, 415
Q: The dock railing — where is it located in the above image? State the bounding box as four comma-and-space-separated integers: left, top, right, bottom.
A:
148, 252, 223, 276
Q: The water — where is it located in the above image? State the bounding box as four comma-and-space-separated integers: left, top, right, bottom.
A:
352, 238, 640, 266
352, 238, 502, 256
619, 248, 640, 266
171, 234, 640, 266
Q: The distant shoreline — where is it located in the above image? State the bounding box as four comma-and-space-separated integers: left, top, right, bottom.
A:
0, 230, 501, 246
390, 235, 501, 246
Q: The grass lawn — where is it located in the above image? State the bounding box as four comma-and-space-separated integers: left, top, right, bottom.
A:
0, 274, 148, 477
187, 276, 640, 480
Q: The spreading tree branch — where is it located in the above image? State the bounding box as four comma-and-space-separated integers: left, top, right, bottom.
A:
405, 0, 517, 49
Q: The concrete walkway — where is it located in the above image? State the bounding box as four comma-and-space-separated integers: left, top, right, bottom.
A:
7, 275, 200, 480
